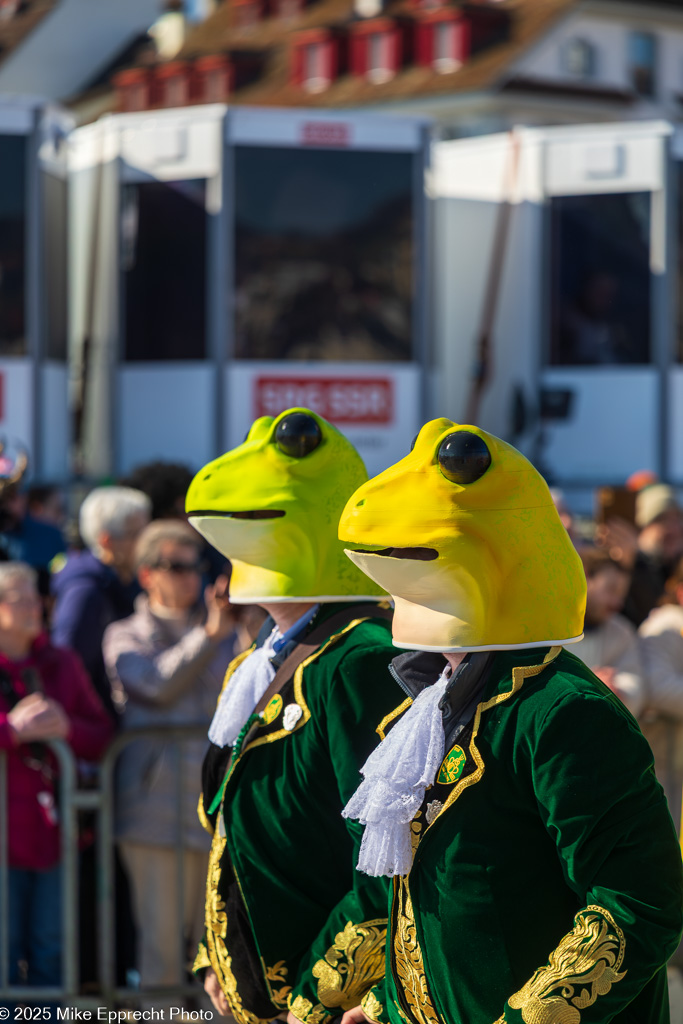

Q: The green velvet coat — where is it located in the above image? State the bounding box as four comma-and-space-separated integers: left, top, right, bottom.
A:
360, 646, 683, 1024
195, 607, 399, 1024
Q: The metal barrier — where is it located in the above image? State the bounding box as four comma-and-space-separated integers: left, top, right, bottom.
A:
0, 725, 210, 1010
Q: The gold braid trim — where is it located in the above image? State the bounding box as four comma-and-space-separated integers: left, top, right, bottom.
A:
218, 646, 256, 699
241, 619, 373, 756
393, 878, 440, 1024
427, 647, 562, 831
288, 994, 330, 1024
362, 990, 385, 1022
204, 827, 271, 1024
377, 698, 413, 741
312, 919, 388, 1010
197, 793, 214, 836
507, 906, 626, 1024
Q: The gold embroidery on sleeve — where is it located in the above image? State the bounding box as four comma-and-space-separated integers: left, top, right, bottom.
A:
265, 961, 292, 1009
288, 994, 330, 1024
362, 990, 385, 1022
312, 919, 387, 1010
393, 878, 441, 1024
507, 906, 626, 1024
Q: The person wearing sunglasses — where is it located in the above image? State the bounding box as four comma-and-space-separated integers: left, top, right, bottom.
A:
103, 518, 236, 1015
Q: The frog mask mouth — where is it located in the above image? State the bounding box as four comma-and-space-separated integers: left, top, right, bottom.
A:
186, 509, 286, 520
352, 547, 439, 561
339, 419, 586, 652
186, 408, 385, 605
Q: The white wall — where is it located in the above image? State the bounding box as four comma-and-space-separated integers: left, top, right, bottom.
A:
0, 0, 164, 100
515, 7, 683, 113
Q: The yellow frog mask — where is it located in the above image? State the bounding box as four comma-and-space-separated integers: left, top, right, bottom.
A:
186, 408, 384, 604
338, 419, 586, 651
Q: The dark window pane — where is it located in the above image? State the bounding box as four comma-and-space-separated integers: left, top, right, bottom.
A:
233, 147, 414, 361
549, 192, 651, 366
43, 173, 68, 361
122, 179, 206, 361
0, 134, 26, 356
629, 31, 656, 97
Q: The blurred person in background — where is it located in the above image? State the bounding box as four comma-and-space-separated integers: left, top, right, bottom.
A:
597, 484, 683, 628
0, 483, 65, 583
639, 556, 683, 834
122, 459, 265, 646
549, 487, 579, 546
103, 520, 235, 1011
50, 486, 150, 990
122, 461, 194, 522
123, 460, 228, 583
27, 484, 67, 531
51, 486, 151, 720
0, 563, 112, 1003
572, 548, 644, 716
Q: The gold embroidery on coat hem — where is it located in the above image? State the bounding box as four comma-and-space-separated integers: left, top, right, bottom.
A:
312, 919, 387, 1010
266, 960, 292, 1009
193, 944, 211, 972
204, 828, 271, 1024
393, 878, 440, 1024
288, 994, 330, 1024
361, 990, 385, 1022
507, 905, 626, 1024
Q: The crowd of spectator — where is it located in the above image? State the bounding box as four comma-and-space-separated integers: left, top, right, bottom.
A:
4, 456, 683, 1005
554, 478, 683, 849
0, 462, 265, 1010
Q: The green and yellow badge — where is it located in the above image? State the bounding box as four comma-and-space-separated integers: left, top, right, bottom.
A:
261, 694, 283, 725
438, 744, 466, 785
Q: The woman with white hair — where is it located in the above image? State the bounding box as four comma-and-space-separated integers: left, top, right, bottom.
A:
51, 486, 151, 720
0, 562, 112, 998
103, 519, 235, 1013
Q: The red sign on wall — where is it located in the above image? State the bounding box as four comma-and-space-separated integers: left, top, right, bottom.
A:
300, 122, 351, 147
254, 376, 394, 425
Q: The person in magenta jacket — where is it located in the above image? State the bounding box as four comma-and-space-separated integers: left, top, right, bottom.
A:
0, 561, 113, 998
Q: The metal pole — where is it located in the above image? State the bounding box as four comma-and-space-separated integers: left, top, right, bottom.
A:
50, 739, 79, 1001
0, 752, 8, 993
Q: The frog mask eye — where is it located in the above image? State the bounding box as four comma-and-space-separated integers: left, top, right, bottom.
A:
275, 413, 323, 459
437, 431, 491, 485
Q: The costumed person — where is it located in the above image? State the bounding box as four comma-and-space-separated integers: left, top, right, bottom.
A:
336, 419, 683, 1024
185, 408, 401, 1024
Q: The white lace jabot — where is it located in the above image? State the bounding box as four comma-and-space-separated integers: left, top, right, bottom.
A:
343, 666, 450, 877
208, 627, 281, 748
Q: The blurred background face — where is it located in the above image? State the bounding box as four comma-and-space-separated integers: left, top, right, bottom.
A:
103, 510, 150, 578
639, 507, 683, 563
139, 540, 202, 611
585, 565, 630, 627
0, 577, 42, 643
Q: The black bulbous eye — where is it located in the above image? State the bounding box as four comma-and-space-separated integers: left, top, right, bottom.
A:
437, 431, 491, 485
275, 413, 322, 458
